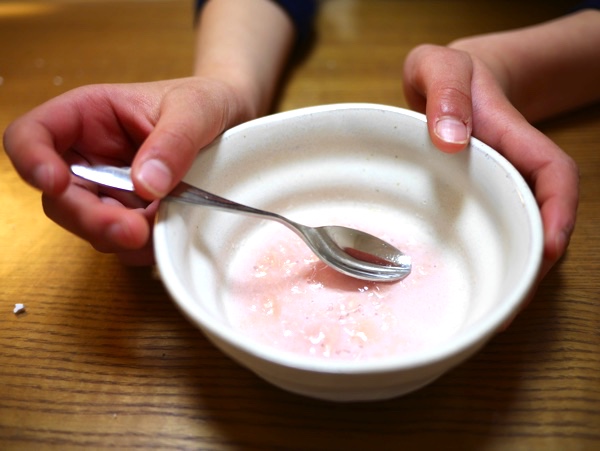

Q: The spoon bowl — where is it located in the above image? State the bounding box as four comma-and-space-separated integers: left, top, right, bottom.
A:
70, 164, 411, 282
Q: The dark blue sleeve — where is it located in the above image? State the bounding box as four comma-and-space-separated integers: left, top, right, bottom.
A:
272, 0, 317, 46
195, 0, 317, 47
573, 0, 600, 9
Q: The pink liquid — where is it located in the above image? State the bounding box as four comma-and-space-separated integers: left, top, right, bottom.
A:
225, 210, 469, 361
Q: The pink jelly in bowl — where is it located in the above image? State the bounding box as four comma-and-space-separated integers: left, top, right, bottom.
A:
224, 207, 471, 361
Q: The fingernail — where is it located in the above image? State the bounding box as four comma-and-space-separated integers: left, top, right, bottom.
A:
106, 221, 131, 247
137, 159, 172, 197
107, 221, 127, 244
32, 163, 55, 191
435, 117, 469, 144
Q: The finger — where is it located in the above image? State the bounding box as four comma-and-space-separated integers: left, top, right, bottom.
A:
403, 44, 474, 152
3, 110, 74, 196
131, 81, 234, 200
3, 84, 147, 196
503, 127, 578, 271
42, 183, 152, 253
469, 90, 579, 272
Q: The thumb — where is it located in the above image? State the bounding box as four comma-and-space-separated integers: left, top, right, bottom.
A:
403, 44, 474, 153
130, 82, 230, 200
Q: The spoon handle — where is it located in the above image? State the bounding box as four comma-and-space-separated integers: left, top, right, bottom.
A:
71, 164, 290, 225
167, 180, 287, 225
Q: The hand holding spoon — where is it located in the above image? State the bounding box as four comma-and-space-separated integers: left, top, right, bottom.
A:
71, 164, 411, 282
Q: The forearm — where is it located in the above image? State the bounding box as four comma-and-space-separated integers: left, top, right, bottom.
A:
193, 0, 295, 120
450, 9, 600, 123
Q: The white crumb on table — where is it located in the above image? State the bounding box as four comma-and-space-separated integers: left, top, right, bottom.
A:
13, 303, 26, 315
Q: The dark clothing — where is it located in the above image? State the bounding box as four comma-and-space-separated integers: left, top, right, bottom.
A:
576, 0, 600, 9
194, 0, 317, 48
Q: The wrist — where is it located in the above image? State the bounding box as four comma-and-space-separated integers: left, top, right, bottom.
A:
192, 0, 294, 119
450, 10, 600, 122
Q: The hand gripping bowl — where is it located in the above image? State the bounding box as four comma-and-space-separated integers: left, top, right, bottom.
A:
153, 104, 543, 402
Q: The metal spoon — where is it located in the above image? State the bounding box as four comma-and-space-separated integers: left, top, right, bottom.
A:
71, 164, 411, 282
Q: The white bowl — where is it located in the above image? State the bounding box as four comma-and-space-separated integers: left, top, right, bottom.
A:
154, 104, 543, 402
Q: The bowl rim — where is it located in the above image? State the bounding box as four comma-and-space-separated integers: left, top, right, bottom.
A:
154, 102, 544, 374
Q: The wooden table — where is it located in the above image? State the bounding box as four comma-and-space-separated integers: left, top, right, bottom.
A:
1, 1, 598, 449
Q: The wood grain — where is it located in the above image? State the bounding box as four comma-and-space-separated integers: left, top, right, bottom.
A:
1, 1, 598, 449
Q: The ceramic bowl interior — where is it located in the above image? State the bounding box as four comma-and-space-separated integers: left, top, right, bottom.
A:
154, 104, 543, 401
